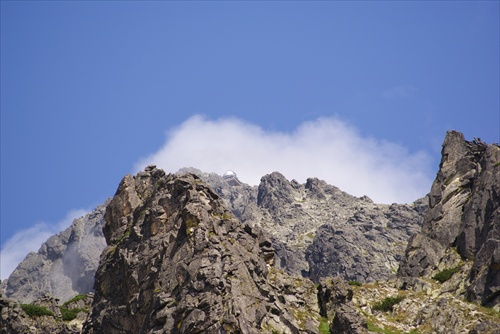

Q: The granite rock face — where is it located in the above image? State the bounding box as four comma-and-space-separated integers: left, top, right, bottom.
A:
83, 166, 321, 334
399, 131, 500, 308
249, 173, 424, 282
5, 202, 109, 303
187, 169, 425, 283
306, 200, 425, 283
317, 277, 368, 334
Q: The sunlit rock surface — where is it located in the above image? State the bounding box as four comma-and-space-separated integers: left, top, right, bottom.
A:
399, 131, 500, 308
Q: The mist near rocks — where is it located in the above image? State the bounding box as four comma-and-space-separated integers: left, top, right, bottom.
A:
135, 115, 433, 204
2, 203, 108, 302
0, 209, 87, 280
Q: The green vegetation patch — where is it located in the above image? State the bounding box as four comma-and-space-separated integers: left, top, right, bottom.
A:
116, 229, 131, 244
184, 212, 200, 235
372, 295, 405, 312
60, 307, 87, 321
20, 304, 55, 318
432, 266, 461, 283
318, 317, 330, 334
367, 321, 391, 333
63, 294, 87, 306
348, 280, 362, 286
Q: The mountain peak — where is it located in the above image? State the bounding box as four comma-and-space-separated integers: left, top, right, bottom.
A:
84, 167, 321, 333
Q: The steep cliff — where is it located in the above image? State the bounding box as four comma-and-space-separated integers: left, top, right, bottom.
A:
83, 166, 323, 333
399, 131, 500, 308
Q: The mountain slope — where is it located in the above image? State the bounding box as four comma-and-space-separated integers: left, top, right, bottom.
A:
4, 201, 109, 303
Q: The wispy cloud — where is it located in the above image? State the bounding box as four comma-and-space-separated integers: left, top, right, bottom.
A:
0, 209, 87, 280
135, 115, 433, 204
383, 85, 417, 99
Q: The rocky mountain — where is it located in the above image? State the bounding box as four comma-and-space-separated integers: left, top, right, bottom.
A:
399, 131, 500, 309
82, 166, 324, 333
2, 130, 499, 333
181, 169, 426, 283
4, 201, 109, 303
4, 165, 424, 305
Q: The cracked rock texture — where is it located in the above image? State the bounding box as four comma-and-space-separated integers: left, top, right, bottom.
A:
317, 277, 368, 334
83, 166, 320, 334
0, 293, 92, 334
183, 168, 425, 283
351, 277, 500, 334
399, 131, 500, 308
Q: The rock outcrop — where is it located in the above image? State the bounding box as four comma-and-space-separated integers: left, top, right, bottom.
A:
250, 172, 424, 282
0, 293, 93, 334
350, 277, 500, 334
317, 277, 368, 334
399, 131, 500, 308
5, 202, 109, 303
83, 166, 321, 333
306, 199, 425, 283
186, 169, 425, 283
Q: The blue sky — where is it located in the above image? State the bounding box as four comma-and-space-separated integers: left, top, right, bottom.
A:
1, 1, 499, 279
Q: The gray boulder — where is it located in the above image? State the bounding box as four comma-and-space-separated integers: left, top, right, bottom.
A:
317, 277, 367, 334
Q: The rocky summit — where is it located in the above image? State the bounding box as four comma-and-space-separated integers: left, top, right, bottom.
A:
1, 130, 500, 333
83, 166, 321, 333
399, 131, 500, 309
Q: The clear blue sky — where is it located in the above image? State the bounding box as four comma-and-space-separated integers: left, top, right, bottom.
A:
1, 1, 499, 278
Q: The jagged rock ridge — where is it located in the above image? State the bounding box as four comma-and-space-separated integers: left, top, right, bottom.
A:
2, 130, 500, 333
399, 131, 500, 309
83, 166, 322, 333
187, 169, 426, 283
6, 166, 425, 305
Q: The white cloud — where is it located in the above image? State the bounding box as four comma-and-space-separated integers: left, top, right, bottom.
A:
135, 115, 433, 204
0, 209, 87, 280
383, 85, 417, 99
